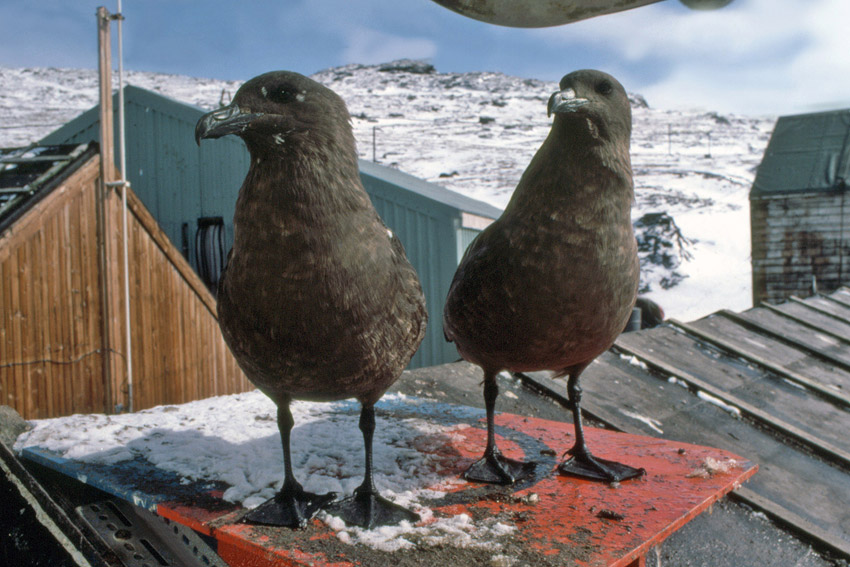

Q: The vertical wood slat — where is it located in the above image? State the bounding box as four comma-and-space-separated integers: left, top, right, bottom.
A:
0, 261, 10, 406
38, 214, 54, 418
7, 250, 24, 415
67, 190, 84, 413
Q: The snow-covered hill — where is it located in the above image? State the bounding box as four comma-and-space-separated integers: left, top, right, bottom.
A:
0, 62, 777, 321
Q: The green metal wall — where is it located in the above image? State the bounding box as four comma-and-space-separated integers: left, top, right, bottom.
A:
41, 86, 247, 272
39, 86, 480, 368
361, 172, 462, 368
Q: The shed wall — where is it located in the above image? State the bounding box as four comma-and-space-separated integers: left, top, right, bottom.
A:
362, 172, 461, 367
0, 157, 105, 418
0, 153, 251, 419
41, 87, 247, 273
751, 190, 850, 304
114, 182, 252, 412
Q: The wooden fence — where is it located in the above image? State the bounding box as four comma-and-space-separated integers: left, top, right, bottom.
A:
0, 152, 251, 419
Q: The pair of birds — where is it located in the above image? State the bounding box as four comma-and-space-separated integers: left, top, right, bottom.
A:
194, 68, 642, 530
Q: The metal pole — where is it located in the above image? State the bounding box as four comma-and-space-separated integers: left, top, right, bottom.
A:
115, 0, 133, 412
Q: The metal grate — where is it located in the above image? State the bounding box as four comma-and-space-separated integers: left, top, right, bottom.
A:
76, 499, 227, 567
0, 143, 90, 224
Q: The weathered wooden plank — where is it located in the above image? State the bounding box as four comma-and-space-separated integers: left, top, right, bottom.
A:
0, 261, 8, 405
125, 188, 217, 315
732, 308, 850, 368
140, 230, 155, 408
187, 285, 202, 401
8, 249, 27, 416
0, 259, 18, 408
176, 283, 191, 402
163, 256, 181, 402
791, 296, 850, 326
55, 207, 72, 414
214, 311, 227, 396
805, 295, 850, 322
40, 213, 56, 417
57, 201, 73, 415
616, 327, 850, 453
19, 241, 41, 418
66, 191, 85, 413
614, 341, 850, 476
78, 176, 105, 413
733, 487, 850, 560
767, 301, 850, 343
135, 217, 153, 410
160, 263, 179, 404
682, 316, 850, 399
101, 184, 124, 414
832, 287, 850, 303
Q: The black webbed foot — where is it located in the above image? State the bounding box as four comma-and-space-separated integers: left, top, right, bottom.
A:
559, 370, 646, 483
463, 447, 536, 485
244, 485, 337, 528
558, 450, 645, 483
325, 486, 419, 529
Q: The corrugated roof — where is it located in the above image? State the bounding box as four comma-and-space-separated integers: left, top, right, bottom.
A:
0, 143, 96, 234
358, 159, 502, 220
751, 108, 850, 196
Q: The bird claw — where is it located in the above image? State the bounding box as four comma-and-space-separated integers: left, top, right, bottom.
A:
558, 453, 645, 483
325, 487, 419, 529
463, 451, 536, 485
243, 488, 337, 528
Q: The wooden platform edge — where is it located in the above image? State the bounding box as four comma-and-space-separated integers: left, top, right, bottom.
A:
731, 487, 850, 559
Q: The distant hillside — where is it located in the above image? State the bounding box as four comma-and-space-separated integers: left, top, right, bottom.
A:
0, 61, 777, 320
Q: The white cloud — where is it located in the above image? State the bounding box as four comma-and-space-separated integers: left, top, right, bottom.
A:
531, 0, 850, 114
535, 0, 804, 61
786, 0, 850, 110
343, 27, 437, 66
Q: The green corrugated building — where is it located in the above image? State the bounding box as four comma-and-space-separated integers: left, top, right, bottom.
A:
42, 85, 502, 368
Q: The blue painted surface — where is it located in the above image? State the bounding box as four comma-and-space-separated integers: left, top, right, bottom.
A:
22, 447, 188, 512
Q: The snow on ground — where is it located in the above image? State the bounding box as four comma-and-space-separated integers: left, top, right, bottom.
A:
14, 391, 520, 551
0, 62, 777, 320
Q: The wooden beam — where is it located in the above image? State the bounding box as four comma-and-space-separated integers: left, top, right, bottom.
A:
717, 309, 850, 373
667, 318, 850, 409
96, 6, 115, 184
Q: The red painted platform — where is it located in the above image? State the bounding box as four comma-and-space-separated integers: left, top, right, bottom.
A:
22, 399, 756, 567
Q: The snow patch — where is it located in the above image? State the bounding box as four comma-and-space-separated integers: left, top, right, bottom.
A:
696, 391, 742, 418
619, 353, 649, 371
619, 409, 664, 434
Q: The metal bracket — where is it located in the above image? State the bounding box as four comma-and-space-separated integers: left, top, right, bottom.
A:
76, 499, 227, 567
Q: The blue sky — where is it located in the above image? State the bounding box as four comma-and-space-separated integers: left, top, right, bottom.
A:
1, 0, 847, 115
